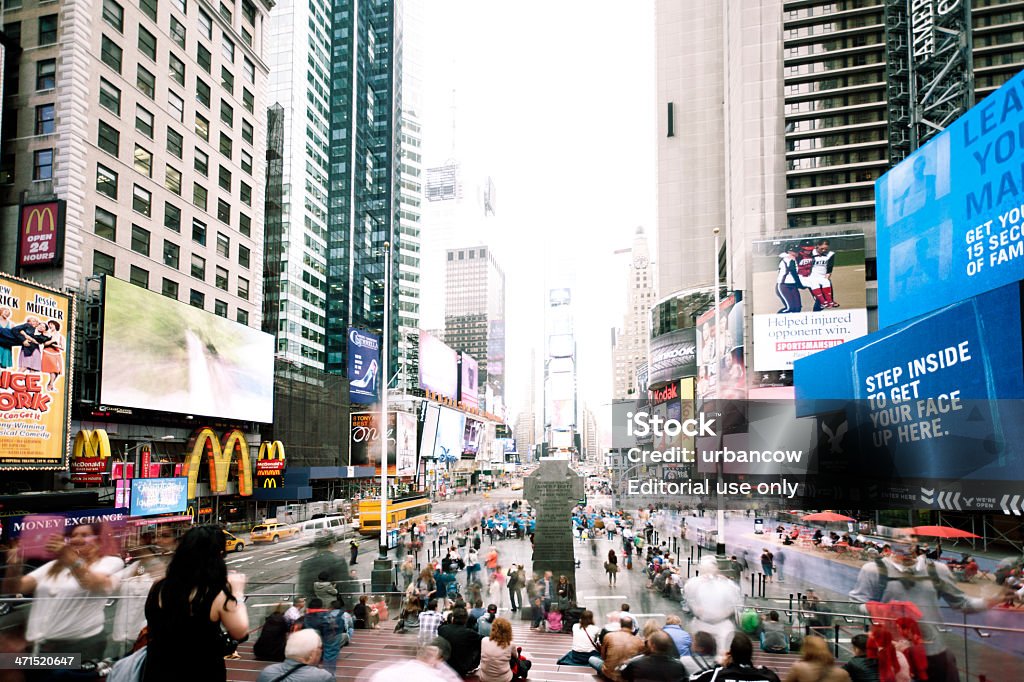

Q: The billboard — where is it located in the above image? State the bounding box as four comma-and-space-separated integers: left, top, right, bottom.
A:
347, 327, 380, 404
17, 201, 64, 268
418, 331, 458, 400
459, 352, 479, 407
876, 68, 1024, 328
462, 418, 484, 458
100, 276, 274, 422
751, 234, 868, 371
694, 292, 745, 401
649, 327, 697, 385
130, 477, 188, 517
419, 405, 464, 464
549, 288, 571, 306
349, 411, 417, 476
0, 273, 72, 469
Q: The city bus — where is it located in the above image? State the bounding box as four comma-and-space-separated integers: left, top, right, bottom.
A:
357, 494, 432, 534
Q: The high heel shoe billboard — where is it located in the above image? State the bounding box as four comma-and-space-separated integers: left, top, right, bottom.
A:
348, 327, 380, 404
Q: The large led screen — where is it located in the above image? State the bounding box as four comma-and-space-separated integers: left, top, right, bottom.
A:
100, 276, 274, 422
418, 331, 458, 400
459, 353, 479, 407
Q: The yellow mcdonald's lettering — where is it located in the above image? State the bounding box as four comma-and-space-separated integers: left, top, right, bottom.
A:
73, 430, 111, 459
262, 477, 277, 489
24, 206, 56, 234
257, 440, 286, 462
183, 427, 253, 500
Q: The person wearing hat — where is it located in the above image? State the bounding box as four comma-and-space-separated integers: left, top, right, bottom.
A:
776, 244, 804, 314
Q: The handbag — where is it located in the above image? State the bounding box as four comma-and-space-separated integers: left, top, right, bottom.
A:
107, 646, 147, 682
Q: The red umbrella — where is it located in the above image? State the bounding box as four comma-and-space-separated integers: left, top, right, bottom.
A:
801, 511, 856, 522
908, 525, 980, 539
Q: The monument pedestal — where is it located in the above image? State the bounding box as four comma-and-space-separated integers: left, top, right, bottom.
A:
524, 459, 585, 598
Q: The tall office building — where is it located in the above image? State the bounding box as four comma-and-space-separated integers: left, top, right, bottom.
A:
580, 403, 600, 462
444, 245, 506, 400
612, 227, 656, 399
395, 112, 422, 389
544, 280, 577, 453
0, 0, 272, 321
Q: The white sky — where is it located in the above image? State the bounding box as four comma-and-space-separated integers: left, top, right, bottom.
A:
414, 1, 657, 425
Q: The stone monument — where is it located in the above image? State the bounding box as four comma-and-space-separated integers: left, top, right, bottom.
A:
524, 458, 585, 595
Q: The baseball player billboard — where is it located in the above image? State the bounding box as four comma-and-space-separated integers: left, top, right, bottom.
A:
751, 234, 868, 372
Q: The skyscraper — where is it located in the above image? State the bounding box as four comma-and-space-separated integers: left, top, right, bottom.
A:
612, 227, 656, 400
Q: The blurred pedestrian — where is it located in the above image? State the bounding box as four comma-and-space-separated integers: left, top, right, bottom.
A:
350, 539, 360, 565
605, 549, 619, 586
784, 634, 852, 682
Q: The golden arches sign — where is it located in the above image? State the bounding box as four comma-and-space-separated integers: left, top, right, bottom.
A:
72, 429, 112, 459
257, 440, 286, 462
262, 477, 278, 489
183, 427, 253, 500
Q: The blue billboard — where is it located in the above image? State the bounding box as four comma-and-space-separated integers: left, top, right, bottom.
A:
130, 477, 188, 517
347, 327, 380, 404
795, 283, 1024, 481
876, 69, 1024, 328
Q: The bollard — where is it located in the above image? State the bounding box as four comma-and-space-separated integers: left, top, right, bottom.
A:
788, 594, 794, 623
750, 573, 756, 598
690, 545, 695, 561
697, 545, 702, 561
833, 623, 840, 658
687, 557, 692, 578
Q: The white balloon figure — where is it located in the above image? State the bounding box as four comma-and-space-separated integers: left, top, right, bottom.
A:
684, 556, 744, 655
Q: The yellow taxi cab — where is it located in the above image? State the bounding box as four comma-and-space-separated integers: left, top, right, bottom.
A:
224, 530, 244, 552
250, 521, 298, 544
510, 481, 523, 491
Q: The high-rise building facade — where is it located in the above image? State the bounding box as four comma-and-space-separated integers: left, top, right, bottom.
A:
395, 113, 422, 388
544, 280, 576, 453
612, 227, 656, 400
444, 245, 505, 400
0, 0, 272, 322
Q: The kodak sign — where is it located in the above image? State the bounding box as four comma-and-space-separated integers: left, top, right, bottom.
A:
18, 201, 63, 268
183, 427, 253, 499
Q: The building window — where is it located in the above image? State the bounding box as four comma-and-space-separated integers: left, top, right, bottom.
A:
195, 113, 209, 141
214, 299, 227, 317
169, 53, 186, 85
241, 26, 252, 48
165, 166, 182, 195
101, 35, 123, 73
135, 105, 154, 138
169, 17, 186, 48
131, 224, 151, 255
129, 264, 149, 288
134, 145, 152, 177
98, 120, 119, 156
219, 132, 232, 158
189, 289, 204, 309
218, 165, 231, 191
99, 78, 121, 114
190, 253, 206, 279
242, 0, 256, 24
238, 244, 250, 268
236, 308, 248, 325
194, 148, 209, 175
132, 184, 152, 216
198, 9, 212, 38
197, 44, 211, 73
164, 202, 181, 232
196, 78, 211, 107
219, 1, 232, 22
239, 181, 251, 206
192, 217, 206, 245
239, 212, 250, 236
237, 276, 249, 300
241, 119, 253, 144
216, 232, 229, 257
221, 67, 234, 93
170, 0, 185, 13
138, 26, 157, 60
140, 0, 158, 21
215, 265, 228, 290
221, 35, 235, 63
168, 91, 184, 122
219, 100, 233, 126
36, 60, 56, 90
102, 0, 124, 32
137, 65, 155, 98
32, 149, 52, 180
96, 164, 118, 199
240, 150, 252, 175
242, 88, 254, 113
34, 104, 55, 135
163, 239, 179, 268
243, 57, 254, 83
217, 199, 230, 224
38, 15, 58, 45
193, 183, 207, 211
94, 206, 117, 240
166, 128, 183, 158
93, 251, 115, 277
162, 278, 179, 299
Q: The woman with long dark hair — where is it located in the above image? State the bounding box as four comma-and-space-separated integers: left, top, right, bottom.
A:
605, 549, 618, 586
143, 525, 249, 681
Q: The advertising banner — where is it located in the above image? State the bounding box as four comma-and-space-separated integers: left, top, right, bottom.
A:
3, 507, 128, 559
100, 276, 274, 423
649, 328, 697, 385
17, 201, 64, 268
694, 292, 745, 402
130, 477, 188, 517
71, 458, 106, 483
751, 234, 868, 371
256, 459, 285, 488
347, 327, 380, 404
418, 331, 458, 400
349, 411, 417, 476
425, 405, 465, 464
876, 68, 1024, 327
459, 352, 479, 407
462, 418, 484, 458
0, 273, 72, 469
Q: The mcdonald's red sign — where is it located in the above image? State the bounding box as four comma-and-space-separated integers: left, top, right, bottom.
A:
17, 201, 64, 268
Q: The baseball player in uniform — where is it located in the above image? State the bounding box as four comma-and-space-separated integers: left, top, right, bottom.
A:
775, 244, 803, 313
804, 239, 839, 310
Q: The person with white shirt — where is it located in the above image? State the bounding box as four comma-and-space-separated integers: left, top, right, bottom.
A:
557, 609, 600, 666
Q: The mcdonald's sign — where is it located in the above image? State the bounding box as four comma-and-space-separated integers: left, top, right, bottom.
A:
256, 440, 285, 488
183, 427, 253, 500
72, 429, 112, 459
17, 201, 64, 268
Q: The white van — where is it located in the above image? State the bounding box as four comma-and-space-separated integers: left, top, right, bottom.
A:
296, 515, 349, 541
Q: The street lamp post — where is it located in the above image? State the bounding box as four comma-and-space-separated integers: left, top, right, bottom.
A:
370, 241, 395, 592
713, 227, 727, 559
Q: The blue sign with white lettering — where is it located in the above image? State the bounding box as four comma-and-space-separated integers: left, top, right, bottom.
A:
876, 68, 1024, 328
130, 478, 188, 517
347, 327, 380, 404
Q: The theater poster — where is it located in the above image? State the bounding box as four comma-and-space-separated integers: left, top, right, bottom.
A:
0, 273, 73, 469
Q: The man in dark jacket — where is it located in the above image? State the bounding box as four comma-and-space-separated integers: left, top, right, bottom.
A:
437, 607, 483, 676
620, 630, 686, 681
842, 634, 880, 682
297, 535, 349, 601
690, 633, 782, 682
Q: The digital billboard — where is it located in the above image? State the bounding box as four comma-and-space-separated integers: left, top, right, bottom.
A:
100, 276, 274, 423
418, 331, 458, 400
0, 273, 72, 469
130, 477, 188, 517
427, 405, 465, 463
876, 68, 1024, 327
648, 327, 697, 385
459, 352, 479, 407
751, 234, 868, 371
347, 327, 380, 404
694, 292, 745, 402
462, 418, 484, 458
349, 410, 417, 476
17, 201, 64, 268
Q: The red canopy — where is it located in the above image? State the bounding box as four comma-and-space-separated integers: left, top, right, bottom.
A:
907, 525, 981, 539
801, 511, 856, 522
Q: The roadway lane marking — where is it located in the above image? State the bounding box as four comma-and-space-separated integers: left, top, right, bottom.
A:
226, 556, 255, 564
268, 556, 297, 564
